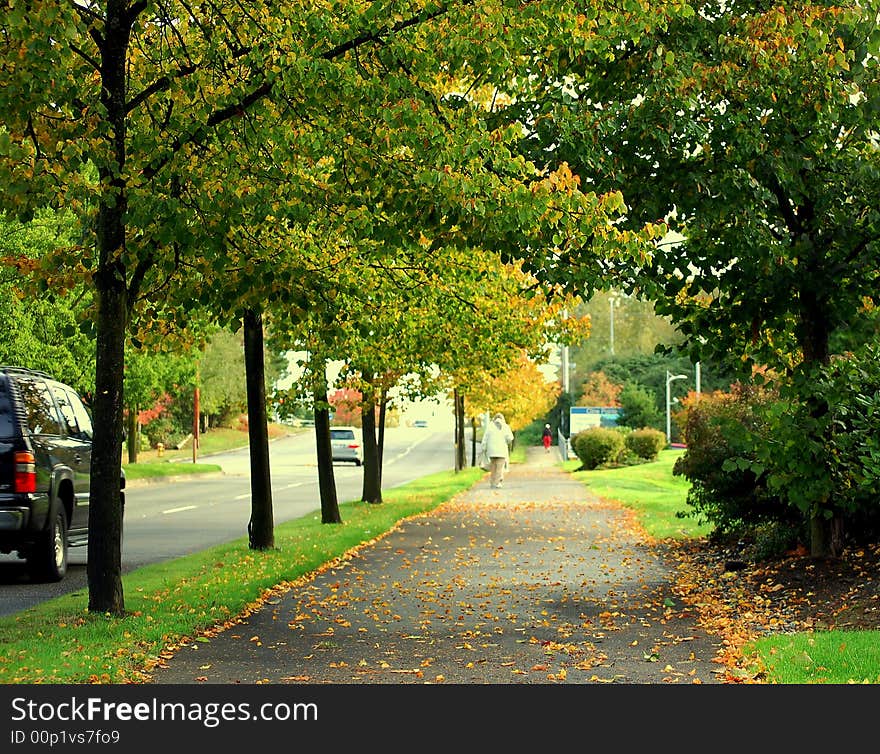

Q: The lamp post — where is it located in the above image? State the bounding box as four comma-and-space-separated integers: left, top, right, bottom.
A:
608, 294, 618, 356
665, 370, 688, 444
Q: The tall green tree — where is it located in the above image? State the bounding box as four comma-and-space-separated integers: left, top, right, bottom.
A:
509, 1, 880, 555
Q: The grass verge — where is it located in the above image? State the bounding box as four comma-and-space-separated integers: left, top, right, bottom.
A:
565, 449, 712, 540
743, 631, 880, 684
0, 467, 484, 684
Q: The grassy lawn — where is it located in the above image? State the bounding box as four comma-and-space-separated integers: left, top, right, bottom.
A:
565, 449, 713, 539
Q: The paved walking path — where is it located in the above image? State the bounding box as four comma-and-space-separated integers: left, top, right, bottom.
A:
148, 446, 724, 684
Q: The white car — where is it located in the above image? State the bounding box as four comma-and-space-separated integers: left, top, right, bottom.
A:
329, 426, 362, 466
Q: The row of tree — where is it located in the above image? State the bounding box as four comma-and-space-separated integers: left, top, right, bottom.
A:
2, 2, 877, 613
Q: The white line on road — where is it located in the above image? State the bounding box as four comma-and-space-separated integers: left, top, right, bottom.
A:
162, 505, 197, 514
233, 481, 308, 502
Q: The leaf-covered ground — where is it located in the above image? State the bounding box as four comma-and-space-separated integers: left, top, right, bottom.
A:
664, 537, 880, 681
146, 450, 879, 685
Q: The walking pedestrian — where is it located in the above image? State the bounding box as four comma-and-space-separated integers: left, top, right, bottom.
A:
542, 423, 553, 452
481, 412, 514, 488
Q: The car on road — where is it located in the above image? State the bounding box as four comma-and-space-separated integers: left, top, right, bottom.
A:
0, 366, 125, 582
330, 426, 363, 466
413, 419, 429, 428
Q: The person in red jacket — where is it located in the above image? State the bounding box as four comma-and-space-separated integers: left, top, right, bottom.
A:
542, 423, 553, 452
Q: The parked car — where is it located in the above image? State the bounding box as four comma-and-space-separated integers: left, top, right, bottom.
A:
0, 366, 125, 582
329, 426, 363, 466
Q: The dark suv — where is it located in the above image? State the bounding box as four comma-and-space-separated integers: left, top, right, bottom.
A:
0, 366, 124, 581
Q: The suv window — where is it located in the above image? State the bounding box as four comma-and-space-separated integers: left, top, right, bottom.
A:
330, 428, 355, 440
66, 388, 93, 439
51, 384, 92, 439
16, 377, 63, 436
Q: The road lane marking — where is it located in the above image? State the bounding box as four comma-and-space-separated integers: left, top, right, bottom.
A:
162, 505, 197, 514
233, 481, 308, 502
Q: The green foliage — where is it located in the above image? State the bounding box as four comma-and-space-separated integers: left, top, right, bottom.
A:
518, 417, 548, 447
672, 385, 799, 537
593, 353, 732, 411
0, 211, 95, 392
570, 291, 684, 370
624, 427, 666, 461
572, 426, 626, 470
535, 5, 880, 379
617, 382, 664, 431
755, 343, 880, 543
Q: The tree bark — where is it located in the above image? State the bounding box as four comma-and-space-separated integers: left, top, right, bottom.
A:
377, 389, 387, 487
88, 273, 128, 616
471, 415, 477, 468
127, 407, 138, 464
453, 389, 466, 471
800, 282, 836, 556
313, 369, 342, 524
244, 308, 274, 550
88, 9, 131, 615
360, 372, 382, 503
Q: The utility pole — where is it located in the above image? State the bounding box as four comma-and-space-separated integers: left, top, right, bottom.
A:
665, 370, 688, 444
192, 373, 200, 464
609, 295, 617, 356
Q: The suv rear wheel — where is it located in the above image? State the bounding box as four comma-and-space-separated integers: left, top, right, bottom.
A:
27, 506, 69, 582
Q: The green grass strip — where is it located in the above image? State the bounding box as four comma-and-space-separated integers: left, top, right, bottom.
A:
745, 630, 880, 684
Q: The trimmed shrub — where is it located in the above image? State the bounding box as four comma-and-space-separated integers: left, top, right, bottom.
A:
625, 428, 667, 461
572, 426, 626, 470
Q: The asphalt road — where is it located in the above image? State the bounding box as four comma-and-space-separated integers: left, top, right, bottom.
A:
0, 426, 459, 617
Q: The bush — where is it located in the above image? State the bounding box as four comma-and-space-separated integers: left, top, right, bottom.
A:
572, 426, 626, 470
143, 415, 179, 449
518, 418, 546, 447
758, 343, 880, 549
625, 428, 666, 461
671, 384, 797, 536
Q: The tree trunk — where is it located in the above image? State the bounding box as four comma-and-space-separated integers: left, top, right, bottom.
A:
799, 286, 835, 557
377, 389, 387, 487
471, 415, 477, 468
361, 373, 382, 504
89, 275, 127, 615
127, 407, 138, 464
244, 308, 274, 550
88, 12, 131, 616
453, 389, 466, 471
312, 369, 342, 524
809, 512, 827, 558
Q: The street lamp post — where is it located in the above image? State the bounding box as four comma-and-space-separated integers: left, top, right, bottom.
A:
665, 370, 688, 444
608, 295, 618, 356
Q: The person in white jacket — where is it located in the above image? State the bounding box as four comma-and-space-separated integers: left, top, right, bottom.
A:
481, 413, 514, 488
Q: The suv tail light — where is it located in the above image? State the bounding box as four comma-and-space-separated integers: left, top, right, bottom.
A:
14, 451, 36, 493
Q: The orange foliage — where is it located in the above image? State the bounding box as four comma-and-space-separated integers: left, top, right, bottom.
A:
576, 371, 622, 407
